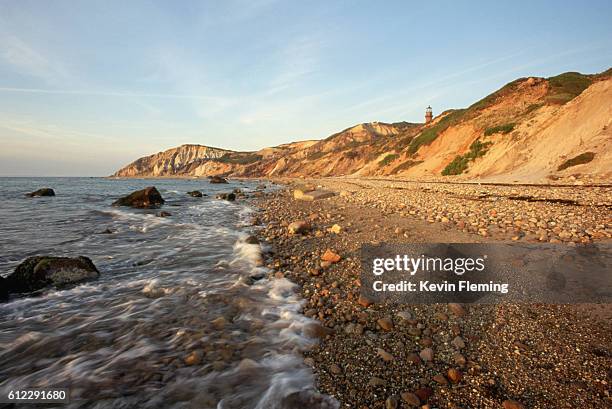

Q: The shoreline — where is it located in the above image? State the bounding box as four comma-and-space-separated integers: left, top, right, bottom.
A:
252, 179, 611, 408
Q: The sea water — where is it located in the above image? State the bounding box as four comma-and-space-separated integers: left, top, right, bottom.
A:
0, 177, 338, 409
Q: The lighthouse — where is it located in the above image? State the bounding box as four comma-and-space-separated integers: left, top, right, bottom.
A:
425, 106, 433, 124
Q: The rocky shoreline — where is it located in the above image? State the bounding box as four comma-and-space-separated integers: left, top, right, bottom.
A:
252, 179, 611, 408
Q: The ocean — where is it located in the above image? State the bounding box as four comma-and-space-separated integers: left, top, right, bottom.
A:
0, 177, 337, 409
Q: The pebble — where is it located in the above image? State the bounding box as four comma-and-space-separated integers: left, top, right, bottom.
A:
414, 387, 433, 402
368, 377, 387, 387
400, 392, 421, 406
452, 336, 466, 349
385, 396, 399, 409
358, 294, 374, 307
502, 400, 526, 409
448, 303, 467, 317
377, 317, 394, 331
447, 368, 463, 383
377, 348, 395, 362
419, 348, 434, 362
288, 220, 311, 234
184, 351, 202, 366
433, 374, 448, 385
329, 364, 342, 374
321, 249, 341, 263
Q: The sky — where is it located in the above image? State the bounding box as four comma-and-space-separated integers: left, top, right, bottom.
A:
0, 0, 611, 176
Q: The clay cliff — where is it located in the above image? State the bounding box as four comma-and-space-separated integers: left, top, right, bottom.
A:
113, 69, 612, 183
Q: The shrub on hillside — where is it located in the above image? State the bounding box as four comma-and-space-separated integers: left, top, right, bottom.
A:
378, 154, 399, 167
442, 139, 492, 176
484, 123, 516, 136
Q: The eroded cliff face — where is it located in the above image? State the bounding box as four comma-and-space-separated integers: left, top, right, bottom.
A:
113, 69, 611, 183
113, 145, 230, 177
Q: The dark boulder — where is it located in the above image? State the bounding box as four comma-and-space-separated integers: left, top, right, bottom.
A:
216, 192, 236, 201
112, 186, 164, 208
26, 188, 55, 197
157, 211, 172, 217
4, 256, 100, 295
245, 235, 260, 245
0, 276, 8, 302
209, 176, 228, 184
187, 190, 203, 197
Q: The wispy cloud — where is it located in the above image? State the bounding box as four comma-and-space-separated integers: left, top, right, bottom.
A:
0, 34, 70, 84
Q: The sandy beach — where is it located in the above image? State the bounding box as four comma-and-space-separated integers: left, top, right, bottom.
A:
252, 178, 612, 408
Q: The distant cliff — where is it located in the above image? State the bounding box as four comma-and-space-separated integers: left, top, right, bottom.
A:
113, 145, 231, 177
113, 68, 612, 183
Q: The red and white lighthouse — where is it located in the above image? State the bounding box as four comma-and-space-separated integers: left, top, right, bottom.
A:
425, 106, 433, 124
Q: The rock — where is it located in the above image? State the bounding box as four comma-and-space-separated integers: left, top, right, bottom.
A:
502, 400, 526, 409
377, 317, 394, 331
397, 310, 413, 320
294, 189, 336, 201
433, 374, 448, 385
434, 312, 449, 321
26, 188, 55, 197
400, 391, 420, 407
448, 303, 467, 317
414, 387, 433, 402
321, 249, 341, 263
377, 348, 395, 361
358, 294, 374, 307
339, 190, 352, 197
187, 190, 203, 197
452, 336, 466, 349
329, 364, 342, 374
328, 224, 342, 234
288, 221, 311, 234
407, 352, 422, 365
419, 348, 434, 362
0, 276, 9, 302
112, 187, 164, 208
385, 396, 399, 409
157, 211, 172, 217
209, 175, 228, 184
453, 353, 467, 366
142, 280, 166, 298
303, 322, 333, 339
216, 192, 236, 201
184, 351, 202, 366
447, 368, 463, 383
245, 235, 260, 245
211, 316, 227, 330
368, 377, 387, 387
5, 256, 100, 294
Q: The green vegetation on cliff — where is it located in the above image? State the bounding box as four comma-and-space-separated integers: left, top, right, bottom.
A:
442, 139, 492, 176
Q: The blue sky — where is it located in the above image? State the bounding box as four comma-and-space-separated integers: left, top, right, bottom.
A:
0, 0, 610, 176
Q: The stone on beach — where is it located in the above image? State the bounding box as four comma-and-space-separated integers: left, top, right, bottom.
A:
187, 190, 203, 197
112, 186, 165, 208
26, 188, 55, 197
419, 347, 434, 362
377, 317, 394, 331
376, 348, 395, 361
209, 175, 228, 184
294, 187, 336, 201
321, 249, 341, 263
502, 400, 526, 409
288, 220, 311, 234
3, 255, 100, 296
216, 192, 236, 201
